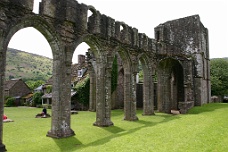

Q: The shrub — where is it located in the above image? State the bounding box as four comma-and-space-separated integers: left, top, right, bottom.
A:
5, 97, 16, 107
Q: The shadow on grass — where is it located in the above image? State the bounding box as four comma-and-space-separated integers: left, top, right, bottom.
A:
103, 126, 125, 134
79, 113, 180, 148
53, 136, 82, 152
111, 109, 124, 117
187, 103, 228, 114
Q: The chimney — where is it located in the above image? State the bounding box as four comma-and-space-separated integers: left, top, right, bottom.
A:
78, 55, 85, 65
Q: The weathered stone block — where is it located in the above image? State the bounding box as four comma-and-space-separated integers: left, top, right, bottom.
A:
178, 101, 194, 114
9, 0, 34, 11
88, 8, 101, 34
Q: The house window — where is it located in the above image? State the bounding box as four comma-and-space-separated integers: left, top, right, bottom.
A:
78, 69, 83, 77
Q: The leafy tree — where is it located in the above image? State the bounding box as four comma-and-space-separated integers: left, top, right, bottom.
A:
26, 80, 44, 90
210, 58, 228, 96
32, 92, 43, 106
46, 85, 52, 93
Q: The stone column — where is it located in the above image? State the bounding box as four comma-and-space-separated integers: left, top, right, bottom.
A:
143, 68, 155, 115
157, 72, 171, 113
88, 63, 96, 112
93, 56, 113, 126
0, 46, 6, 151
123, 70, 138, 121
47, 53, 75, 138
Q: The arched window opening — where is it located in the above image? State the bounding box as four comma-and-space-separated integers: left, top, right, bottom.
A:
136, 60, 143, 108
113, 53, 124, 109
157, 58, 184, 112
72, 42, 90, 64
87, 9, 93, 22
71, 42, 90, 111
6, 27, 53, 107
8, 27, 52, 59
120, 25, 124, 33
137, 60, 143, 83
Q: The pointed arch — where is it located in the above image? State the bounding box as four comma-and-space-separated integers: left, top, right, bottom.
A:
157, 57, 184, 113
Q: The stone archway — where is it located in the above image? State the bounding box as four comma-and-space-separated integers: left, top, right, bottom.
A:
0, 15, 76, 140
157, 58, 184, 113
138, 53, 155, 115
0, 1, 210, 151
117, 47, 138, 121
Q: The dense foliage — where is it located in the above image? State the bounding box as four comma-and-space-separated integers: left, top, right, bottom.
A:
210, 58, 228, 96
74, 75, 90, 106
5, 97, 16, 107
46, 85, 52, 94
32, 92, 43, 106
26, 80, 44, 90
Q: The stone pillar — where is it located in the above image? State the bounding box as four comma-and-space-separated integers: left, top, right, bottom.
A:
0, 46, 6, 151
123, 71, 138, 121
93, 57, 113, 126
143, 68, 155, 115
88, 64, 96, 112
157, 72, 171, 113
47, 54, 75, 138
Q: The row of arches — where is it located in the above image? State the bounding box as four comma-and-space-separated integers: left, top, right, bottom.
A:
0, 15, 186, 151
7, 25, 185, 117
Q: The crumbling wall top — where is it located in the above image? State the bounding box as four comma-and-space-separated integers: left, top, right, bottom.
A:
154, 15, 208, 55
2, 0, 34, 11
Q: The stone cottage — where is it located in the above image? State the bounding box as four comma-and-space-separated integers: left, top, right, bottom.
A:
4, 79, 32, 106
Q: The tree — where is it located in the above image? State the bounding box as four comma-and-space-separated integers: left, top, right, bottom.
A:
26, 80, 44, 90
32, 92, 43, 106
210, 58, 228, 96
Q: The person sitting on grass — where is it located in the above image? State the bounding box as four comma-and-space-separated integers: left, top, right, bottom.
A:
42, 107, 47, 117
3, 114, 14, 122
35, 106, 51, 118
3, 114, 7, 120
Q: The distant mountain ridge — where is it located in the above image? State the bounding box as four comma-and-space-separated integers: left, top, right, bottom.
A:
6, 48, 53, 82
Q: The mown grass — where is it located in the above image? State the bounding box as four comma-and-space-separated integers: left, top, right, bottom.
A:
3, 103, 228, 152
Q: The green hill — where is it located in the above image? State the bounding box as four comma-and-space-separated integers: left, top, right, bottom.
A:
6, 48, 53, 82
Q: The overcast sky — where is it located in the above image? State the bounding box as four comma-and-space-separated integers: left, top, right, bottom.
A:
8, 0, 228, 63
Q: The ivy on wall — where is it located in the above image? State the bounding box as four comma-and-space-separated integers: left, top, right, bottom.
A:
74, 55, 118, 106
74, 75, 90, 106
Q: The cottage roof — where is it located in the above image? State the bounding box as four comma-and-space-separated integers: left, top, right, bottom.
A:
4, 79, 21, 90
42, 91, 77, 99
45, 76, 53, 85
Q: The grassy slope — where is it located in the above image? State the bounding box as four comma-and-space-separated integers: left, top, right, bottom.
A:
6, 48, 53, 81
3, 103, 228, 152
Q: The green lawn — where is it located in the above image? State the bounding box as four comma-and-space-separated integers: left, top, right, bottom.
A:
3, 103, 228, 152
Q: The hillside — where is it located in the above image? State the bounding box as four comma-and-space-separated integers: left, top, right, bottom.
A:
6, 48, 53, 81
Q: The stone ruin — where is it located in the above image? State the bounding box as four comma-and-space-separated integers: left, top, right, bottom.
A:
0, 0, 210, 151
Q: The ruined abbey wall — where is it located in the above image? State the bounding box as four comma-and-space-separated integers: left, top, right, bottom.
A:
0, 0, 210, 151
